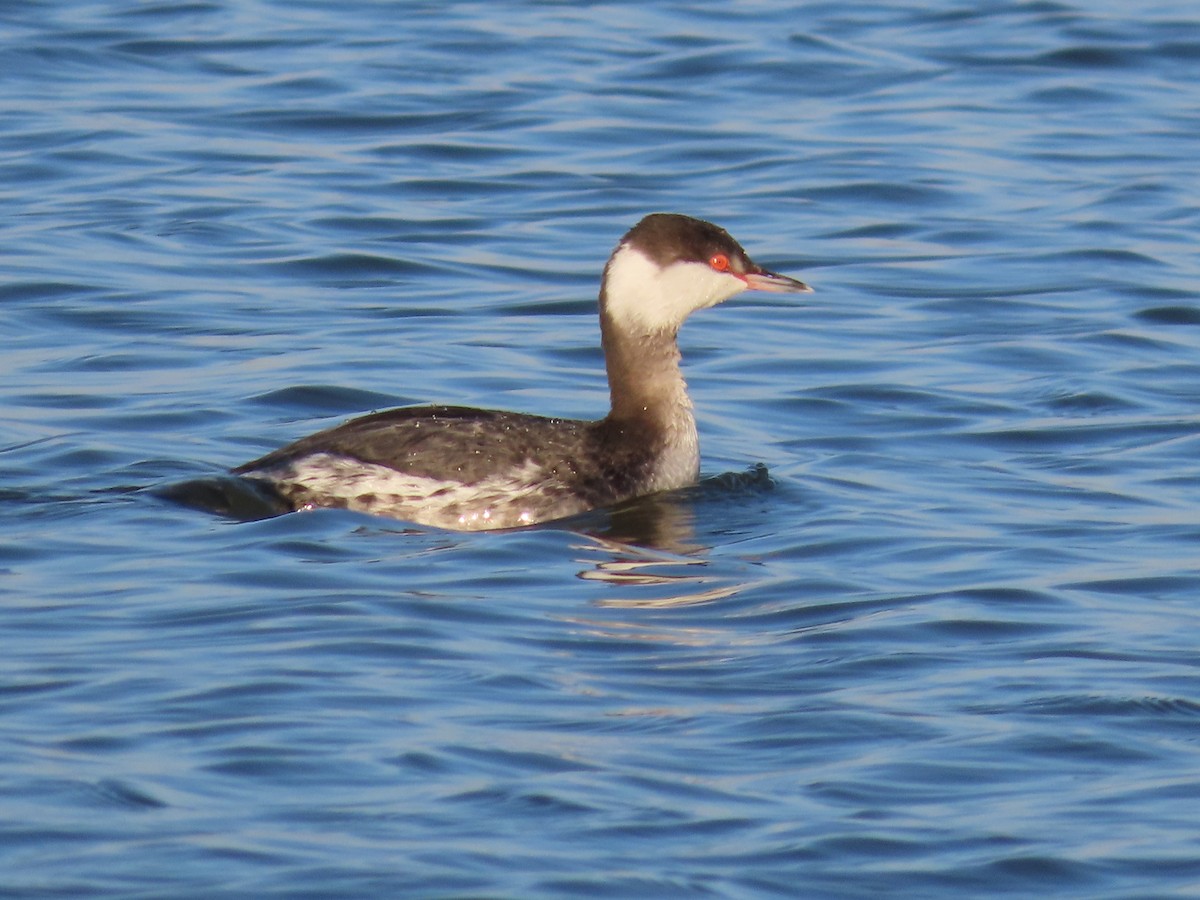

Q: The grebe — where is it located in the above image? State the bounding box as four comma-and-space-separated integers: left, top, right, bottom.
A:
233, 214, 811, 529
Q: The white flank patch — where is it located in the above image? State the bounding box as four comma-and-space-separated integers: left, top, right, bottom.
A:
258, 454, 579, 530
603, 244, 749, 333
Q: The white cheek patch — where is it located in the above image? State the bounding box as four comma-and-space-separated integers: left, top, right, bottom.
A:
604, 245, 748, 333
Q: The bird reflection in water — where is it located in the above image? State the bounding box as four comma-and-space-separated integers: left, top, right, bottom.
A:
160, 464, 772, 613
570, 464, 771, 608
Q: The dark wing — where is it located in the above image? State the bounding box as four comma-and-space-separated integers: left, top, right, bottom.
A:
233, 405, 592, 483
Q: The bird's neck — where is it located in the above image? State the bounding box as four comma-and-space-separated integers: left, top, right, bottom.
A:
602, 310, 691, 415
599, 314, 699, 487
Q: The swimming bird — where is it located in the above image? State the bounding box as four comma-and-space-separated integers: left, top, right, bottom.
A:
233, 214, 811, 529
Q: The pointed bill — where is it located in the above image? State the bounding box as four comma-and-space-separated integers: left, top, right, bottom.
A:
742, 267, 813, 294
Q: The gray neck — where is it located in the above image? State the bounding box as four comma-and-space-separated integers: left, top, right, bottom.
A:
601, 315, 689, 422
599, 314, 700, 489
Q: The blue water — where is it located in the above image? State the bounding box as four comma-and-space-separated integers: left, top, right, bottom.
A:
4, 1, 1200, 896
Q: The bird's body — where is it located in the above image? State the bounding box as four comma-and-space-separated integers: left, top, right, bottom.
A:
234, 214, 810, 530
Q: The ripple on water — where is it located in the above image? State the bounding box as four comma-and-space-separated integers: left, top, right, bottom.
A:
4, 0, 1200, 897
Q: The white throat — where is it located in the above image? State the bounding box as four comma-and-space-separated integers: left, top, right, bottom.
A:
602, 244, 749, 334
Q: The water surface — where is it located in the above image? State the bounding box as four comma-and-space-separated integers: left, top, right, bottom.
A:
3, 1, 1200, 897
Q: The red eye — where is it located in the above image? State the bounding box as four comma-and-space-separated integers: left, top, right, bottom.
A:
709, 253, 730, 272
